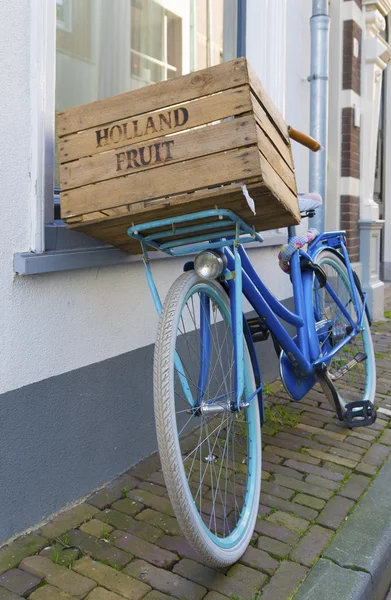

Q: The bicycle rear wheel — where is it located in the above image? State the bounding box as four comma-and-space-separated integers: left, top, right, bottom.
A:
154, 271, 261, 567
313, 250, 376, 408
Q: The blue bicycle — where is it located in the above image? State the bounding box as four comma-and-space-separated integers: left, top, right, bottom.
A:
128, 149, 376, 569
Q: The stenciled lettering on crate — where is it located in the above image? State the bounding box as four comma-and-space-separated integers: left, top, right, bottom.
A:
57, 58, 300, 254
115, 140, 175, 171
96, 107, 189, 150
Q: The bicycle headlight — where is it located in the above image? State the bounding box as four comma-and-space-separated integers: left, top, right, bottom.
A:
194, 250, 227, 280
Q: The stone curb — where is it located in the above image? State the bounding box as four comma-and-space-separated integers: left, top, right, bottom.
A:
293, 454, 391, 600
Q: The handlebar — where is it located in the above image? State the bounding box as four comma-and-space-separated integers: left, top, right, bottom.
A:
288, 126, 321, 152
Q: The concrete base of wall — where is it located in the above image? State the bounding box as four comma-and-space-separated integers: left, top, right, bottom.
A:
0, 297, 294, 546
381, 262, 391, 282
360, 220, 385, 322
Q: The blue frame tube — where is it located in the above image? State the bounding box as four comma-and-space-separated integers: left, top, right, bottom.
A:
301, 268, 321, 361
238, 246, 304, 328
197, 293, 210, 406
289, 252, 310, 362
228, 244, 245, 409
224, 249, 312, 376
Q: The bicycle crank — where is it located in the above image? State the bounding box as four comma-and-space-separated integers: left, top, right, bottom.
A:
315, 363, 376, 428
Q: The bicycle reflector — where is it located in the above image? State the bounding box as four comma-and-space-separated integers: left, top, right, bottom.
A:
194, 250, 227, 279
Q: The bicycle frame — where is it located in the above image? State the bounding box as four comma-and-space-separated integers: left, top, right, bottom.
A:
128, 209, 366, 413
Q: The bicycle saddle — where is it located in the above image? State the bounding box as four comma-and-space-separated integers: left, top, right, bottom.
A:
298, 192, 322, 212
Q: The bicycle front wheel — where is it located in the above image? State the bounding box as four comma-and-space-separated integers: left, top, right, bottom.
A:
154, 271, 261, 567
313, 250, 376, 407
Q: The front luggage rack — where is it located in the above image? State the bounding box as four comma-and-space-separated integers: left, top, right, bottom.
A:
127, 209, 264, 257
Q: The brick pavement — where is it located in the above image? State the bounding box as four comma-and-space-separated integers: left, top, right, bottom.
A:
1, 289, 391, 600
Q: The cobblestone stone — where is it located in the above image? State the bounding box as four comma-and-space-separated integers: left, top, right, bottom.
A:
79, 520, 114, 539
322, 462, 351, 476
260, 493, 318, 520
125, 559, 206, 600
304, 474, 340, 491
135, 509, 182, 536
29, 585, 77, 600
283, 460, 344, 482
64, 529, 132, 568
73, 557, 150, 600
0, 589, 22, 600
338, 474, 370, 500
20, 555, 96, 599
254, 520, 301, 545
264, 446, 321, 465
96, 509, 162, 542
156, 536, 205, 563
293, 493, 326, 511
267, 511, 310, 534
355, 462, 377, 476
239, 545, 279, 574
88, 475, 139, 510
272, 474, 333, 500
111, 530, 178, 568
0, 535, 47, 575
314, 435, 366, 456
362, 442, 390, 467
257, 535, 291, 558
262, 461, 304, 480
379, 429, 391, 446
137, 482, 166, 496
127, 490, 175, 517
39, 504, 99, 540
202, 593, 228, 600
172, 558, 266, 600
85, 589, 124, 600
346, 436, 371, 450
111, 498, 144, 517
303, 449, 358, 469
262, 434, 302, 450
144, 592, 176, 600
0, 568, 42, 596
317, 496, 355, 530
295, 424, 346, 441
260, 561, 308, 599
260, 480, 295, 500
290, 525, 334, 567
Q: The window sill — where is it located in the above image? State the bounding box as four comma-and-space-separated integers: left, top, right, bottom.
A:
14, 228, 286, 275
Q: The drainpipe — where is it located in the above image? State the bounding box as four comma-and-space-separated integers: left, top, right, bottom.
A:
309, 0, 330, 232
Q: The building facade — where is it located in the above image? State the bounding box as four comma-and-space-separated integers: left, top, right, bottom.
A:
0, 0, 389, 545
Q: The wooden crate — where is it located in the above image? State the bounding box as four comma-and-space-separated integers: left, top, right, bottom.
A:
58, 57, 299, 254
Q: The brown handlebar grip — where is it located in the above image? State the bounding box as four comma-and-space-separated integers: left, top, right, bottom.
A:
288, 126, 321, 152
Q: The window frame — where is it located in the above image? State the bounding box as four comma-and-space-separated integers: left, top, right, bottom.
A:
15, 0, 269, 275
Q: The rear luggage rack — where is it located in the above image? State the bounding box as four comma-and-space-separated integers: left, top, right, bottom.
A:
127, 209, 264, 257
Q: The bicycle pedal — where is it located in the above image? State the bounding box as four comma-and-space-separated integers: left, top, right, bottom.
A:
329, 352, 367, 381
343, 400, 377, 428
247, 317, 270, 342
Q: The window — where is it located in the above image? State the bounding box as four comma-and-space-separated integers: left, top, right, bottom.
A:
131, 1, 182, 87
56, 0, 72, 32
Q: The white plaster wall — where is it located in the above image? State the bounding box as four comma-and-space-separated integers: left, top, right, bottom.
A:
0, 0, 310, 395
